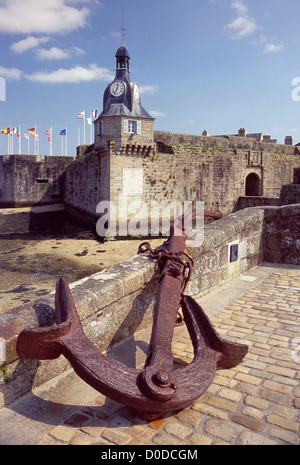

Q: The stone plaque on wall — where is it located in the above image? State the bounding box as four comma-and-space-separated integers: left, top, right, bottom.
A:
248, 151, 262, 166
123, 168, 144, 195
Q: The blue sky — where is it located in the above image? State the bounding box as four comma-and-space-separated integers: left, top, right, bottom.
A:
1, 0, 300, 157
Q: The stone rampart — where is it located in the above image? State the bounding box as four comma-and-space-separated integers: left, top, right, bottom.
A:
154, 130, 299, 155
0, 155, 75, 207
0, 204, 299, 407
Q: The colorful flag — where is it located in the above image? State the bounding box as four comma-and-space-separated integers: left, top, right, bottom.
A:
45, 128, 52, 135
92, 109, 98, 118
48, 136, 51, 142
34, 134, 39, 141
60, 129, 66, 135
1, 127, 10, 134
24, 133, 29, 140
77, 111, 85, 120
28, 128, 35, 135
16, 126, 20, 138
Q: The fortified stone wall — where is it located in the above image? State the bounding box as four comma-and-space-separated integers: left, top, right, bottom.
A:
64, 149, 110, 225
0, 155, 75, 207
154, 130, 299, 155
64, 133, 300, 233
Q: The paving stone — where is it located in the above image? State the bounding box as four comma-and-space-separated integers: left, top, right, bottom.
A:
244, 395, 269, 410
232, 415, 263, 432
206, 395, 237, 412
238, 431, 278, 445
101, 428, 133, 445
69, 432, 95, 445
80, 419, 107, 437
48, 424, 77, 443
266, 414, 299, 432
148, 418, 166, 430
191, 401, 228, 420
242, 406, 264, 419
204, 419, 241, 443
36, 435, 61, 445
189, 432, 212, 445
128, 424, 156, 444
267, 427, 299, 445
175, 409, 202, 428
218, 387, 243, 402
235, 372, 262, 385
263, 380, 292, 394
164, 421, 193, 440
152, 432, 183, 446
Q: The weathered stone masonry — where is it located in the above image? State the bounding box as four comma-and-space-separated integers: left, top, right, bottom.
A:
0, 155, 75, 207
62, 130, 300, 229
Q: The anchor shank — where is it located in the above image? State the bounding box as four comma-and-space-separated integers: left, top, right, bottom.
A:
141, 230, 187, 401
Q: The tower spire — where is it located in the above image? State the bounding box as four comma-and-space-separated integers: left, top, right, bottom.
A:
121, 9, 126, 46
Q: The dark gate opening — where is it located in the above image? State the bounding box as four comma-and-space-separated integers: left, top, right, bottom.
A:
245, 173, 261, 196
293, 168, 300, 184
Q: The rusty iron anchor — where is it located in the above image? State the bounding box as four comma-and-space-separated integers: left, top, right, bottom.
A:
16, 210, 248, 420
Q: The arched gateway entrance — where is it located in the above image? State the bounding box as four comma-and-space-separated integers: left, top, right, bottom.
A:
245, 173, 261, 196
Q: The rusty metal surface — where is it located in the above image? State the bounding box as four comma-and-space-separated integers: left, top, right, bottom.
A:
17, 209, 248, 420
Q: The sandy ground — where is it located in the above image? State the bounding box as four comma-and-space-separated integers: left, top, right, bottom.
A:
0, 205, 162, 313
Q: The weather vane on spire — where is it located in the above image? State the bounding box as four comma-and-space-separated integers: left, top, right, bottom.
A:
121, 9, 126, 45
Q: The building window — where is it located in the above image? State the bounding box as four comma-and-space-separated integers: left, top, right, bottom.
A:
123, 120, 141, 134
128, 121, 135, 134
97, 121, 104, 136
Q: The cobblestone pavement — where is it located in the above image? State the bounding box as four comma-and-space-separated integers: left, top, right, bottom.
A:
0, 264, 299, 445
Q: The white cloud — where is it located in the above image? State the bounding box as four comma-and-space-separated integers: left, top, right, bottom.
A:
25, 63, 114, 83
10, 36, 50, 53
0, 65, 23, 81
231, 0, 248, 14
263, 43, 284, 54
35, 46, 85, 60
225, 0, 257, 39
139, 85, 159, 95
0, 0, 93, 35
149, 110, 165, 117
226, 15, 257, 39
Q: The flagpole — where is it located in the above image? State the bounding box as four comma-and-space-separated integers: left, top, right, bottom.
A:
61, 132, 63, 156
78, 128, 80, 146
34, 126, 36, 155
83, 110, 86, 144
66, 127, 68, 156
11, 127, 13, 154
19, 125, 21, 155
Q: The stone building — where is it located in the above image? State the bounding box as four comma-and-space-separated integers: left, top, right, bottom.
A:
63, 43, 300, 236
94, 43, 154, 153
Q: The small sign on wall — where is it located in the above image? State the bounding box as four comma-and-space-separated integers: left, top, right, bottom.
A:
123, 168, 144, 195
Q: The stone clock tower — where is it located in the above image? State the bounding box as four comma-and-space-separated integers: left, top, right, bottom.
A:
94, 43, 155, 153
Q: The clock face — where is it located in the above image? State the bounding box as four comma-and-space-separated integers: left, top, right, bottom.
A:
110, 81, 125, 97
